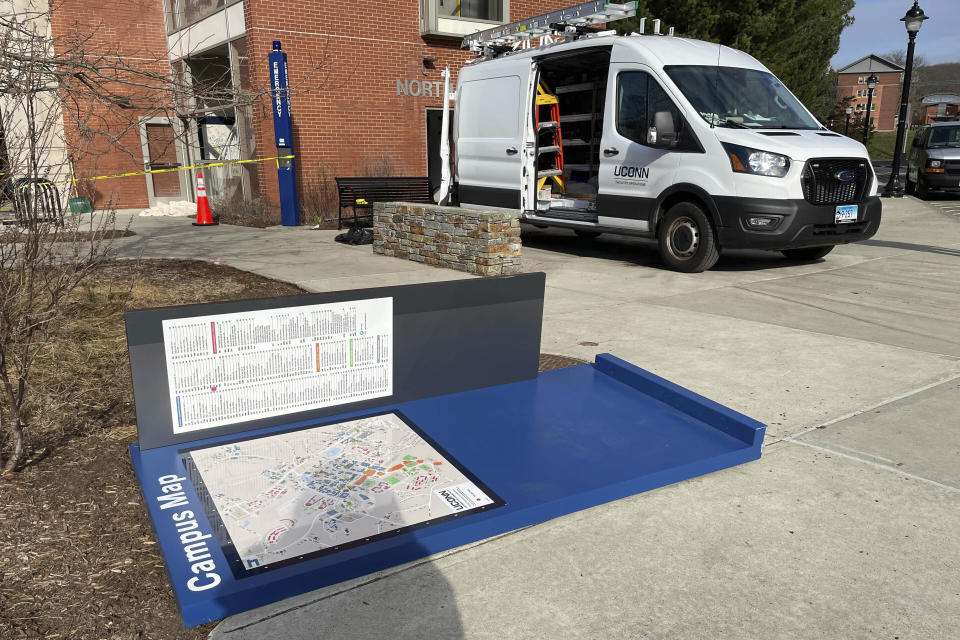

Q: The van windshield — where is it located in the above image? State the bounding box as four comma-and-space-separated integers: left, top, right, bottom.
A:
926, 126, 960, 148
664, 65, 820, 130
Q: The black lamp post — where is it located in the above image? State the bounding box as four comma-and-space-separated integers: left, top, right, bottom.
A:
844, 106, 853, 135
862, 73, 878, 145
884, 1, 928, 197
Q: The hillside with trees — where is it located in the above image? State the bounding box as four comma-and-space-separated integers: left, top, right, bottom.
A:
614, 0, 855, 120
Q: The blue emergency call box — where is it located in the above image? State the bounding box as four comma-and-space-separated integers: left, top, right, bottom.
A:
269, 41, 299, 226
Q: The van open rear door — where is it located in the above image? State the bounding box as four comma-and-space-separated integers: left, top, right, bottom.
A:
455, 57, 532, 210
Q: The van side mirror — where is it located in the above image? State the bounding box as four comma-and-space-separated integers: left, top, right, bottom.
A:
653, 111, 678, 148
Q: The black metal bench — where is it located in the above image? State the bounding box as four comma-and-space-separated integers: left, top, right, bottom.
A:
335, 177, 433, 229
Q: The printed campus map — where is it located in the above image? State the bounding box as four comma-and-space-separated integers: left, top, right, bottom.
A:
186, 412, 501, 571
161, 298, 392, 434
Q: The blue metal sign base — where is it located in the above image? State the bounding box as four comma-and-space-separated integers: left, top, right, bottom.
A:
130, 354, 764, 628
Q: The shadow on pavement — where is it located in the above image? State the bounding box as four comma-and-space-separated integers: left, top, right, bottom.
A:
860, 239, 960, 257
521, 227, 816, 273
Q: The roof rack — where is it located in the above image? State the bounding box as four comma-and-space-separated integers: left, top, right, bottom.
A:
462, 1, 643, 59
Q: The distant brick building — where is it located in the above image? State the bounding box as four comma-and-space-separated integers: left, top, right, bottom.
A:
26, 0, 570, 212
835, 54, 904, 133
920, 94, 960, 125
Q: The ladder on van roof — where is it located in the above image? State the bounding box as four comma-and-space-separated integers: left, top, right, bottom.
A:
462, 1, 639, 58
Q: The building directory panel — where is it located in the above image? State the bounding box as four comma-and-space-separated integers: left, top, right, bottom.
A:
181, 411, 504, 576
161, 298, 392, 434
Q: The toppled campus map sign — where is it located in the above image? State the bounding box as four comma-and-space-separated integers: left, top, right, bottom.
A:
126, 274, 764, 627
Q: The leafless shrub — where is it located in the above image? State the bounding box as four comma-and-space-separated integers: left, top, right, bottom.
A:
300, 163, 339, 224
355, 153, 397, 178
0, 0, 332, 471
211, 192, 277, 228
0, 212, 125, 473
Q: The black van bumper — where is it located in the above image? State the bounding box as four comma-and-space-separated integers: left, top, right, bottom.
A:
714, 195, 882, 250
919, 172, 960, 192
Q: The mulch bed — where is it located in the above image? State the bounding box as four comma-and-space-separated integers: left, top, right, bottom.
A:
1, 260, 303, 640
0, 259, 587, 639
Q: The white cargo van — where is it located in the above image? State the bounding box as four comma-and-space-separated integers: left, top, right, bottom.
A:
437, 6, 881, 272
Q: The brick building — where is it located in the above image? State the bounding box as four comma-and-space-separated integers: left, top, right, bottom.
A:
920, 94, 960, 125
32, 0, 569, 213
835, 54, 904, 133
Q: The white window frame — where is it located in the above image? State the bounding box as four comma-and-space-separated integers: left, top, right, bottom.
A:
420, 0, 509, 37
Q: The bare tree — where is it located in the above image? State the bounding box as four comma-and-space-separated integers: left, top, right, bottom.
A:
0, 0, 325, 471
881, 49, 928, 72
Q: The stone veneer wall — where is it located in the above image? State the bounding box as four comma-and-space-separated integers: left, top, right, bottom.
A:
373, 202, 522, 276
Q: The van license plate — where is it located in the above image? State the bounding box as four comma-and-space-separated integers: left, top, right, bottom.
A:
835, 205, 858, 224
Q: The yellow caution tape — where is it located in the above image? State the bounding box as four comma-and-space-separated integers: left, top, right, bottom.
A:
10, 154, 295, 189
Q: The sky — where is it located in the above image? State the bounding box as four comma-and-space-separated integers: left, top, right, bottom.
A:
832, 0, 958, 68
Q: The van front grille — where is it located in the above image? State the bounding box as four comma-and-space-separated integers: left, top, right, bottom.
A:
801, 158, 871, 205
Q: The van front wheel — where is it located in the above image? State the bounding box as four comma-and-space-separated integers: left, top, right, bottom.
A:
657, 202, 720, 273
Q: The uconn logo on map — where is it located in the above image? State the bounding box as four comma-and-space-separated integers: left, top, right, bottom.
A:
156, 474, 222, 592
437, 489, 466, 512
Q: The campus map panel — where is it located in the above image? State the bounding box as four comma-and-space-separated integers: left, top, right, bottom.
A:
161, 298, 392, 434
185, 412, 502, 572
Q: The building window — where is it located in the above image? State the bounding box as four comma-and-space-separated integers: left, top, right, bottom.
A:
421, 0, 509, 37
165, 0, 240, 32
858, 76, 865, 84
437, 0, 503, 21
871, 103, 877, 111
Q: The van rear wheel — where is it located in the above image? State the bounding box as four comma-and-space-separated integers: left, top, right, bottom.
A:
657, 202, 719, 273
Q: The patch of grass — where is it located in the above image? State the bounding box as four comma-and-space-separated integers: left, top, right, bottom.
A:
865, 129, 916, 163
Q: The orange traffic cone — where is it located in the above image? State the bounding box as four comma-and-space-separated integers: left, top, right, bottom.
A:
192, 170, 217, 226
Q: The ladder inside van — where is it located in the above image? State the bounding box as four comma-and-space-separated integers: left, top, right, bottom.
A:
436, 1, 666, 208
536, 82, 565, 195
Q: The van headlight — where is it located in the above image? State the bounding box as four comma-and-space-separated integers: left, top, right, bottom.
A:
722, 143, 791, 178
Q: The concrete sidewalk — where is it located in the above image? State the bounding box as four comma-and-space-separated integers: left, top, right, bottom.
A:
113, 199, 960, 638
109, 212, 473, 292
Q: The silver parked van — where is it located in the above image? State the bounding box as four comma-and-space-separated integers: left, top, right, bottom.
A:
906, 122, 960, 199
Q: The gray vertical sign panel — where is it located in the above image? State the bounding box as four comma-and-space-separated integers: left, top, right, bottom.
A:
126, 273, 545, 450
